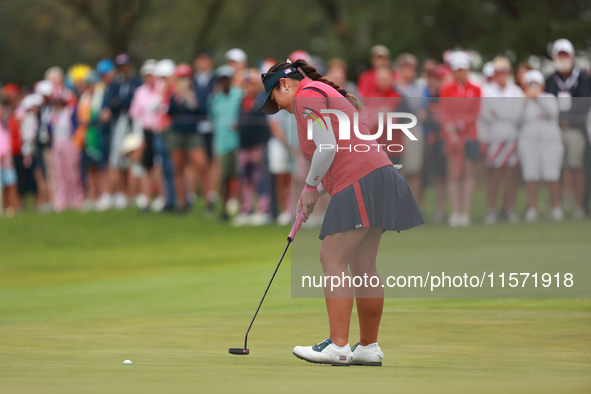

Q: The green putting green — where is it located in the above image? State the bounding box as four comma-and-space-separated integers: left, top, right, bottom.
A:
0, 206, 589, 393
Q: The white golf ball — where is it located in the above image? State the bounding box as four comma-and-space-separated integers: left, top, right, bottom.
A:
123, 360, 132, 364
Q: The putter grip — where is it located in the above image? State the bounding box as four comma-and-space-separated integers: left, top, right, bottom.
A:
288, 209, 304, 241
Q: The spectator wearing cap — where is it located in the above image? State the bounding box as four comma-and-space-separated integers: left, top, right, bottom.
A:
357, 45, 397, 98
35, 78, 57, 211
19, 94, 52, 212
482, 61, 495, 86
362, 65, 404, 159
440, 51, 482, 227
192, 50, 217, 210
233, 68, 273, 226
258, 58, 292, 225
395, 53, 425, 209
128, 59, 164, 211
288, 50, 311, 64
68, 64, 94, 97
100, 53, 142, 211
226, 48, 248, 72
44, 66, 77, 107
73, 70, 104, 210
515, 61, 533, 92
208, 65, 242, 220
421, 64, 448, 223
480, 56, 524, 225
49, 89, 84, 212
519, 70, 565, 222
544, 39, 591, 219
167, 62, 208, 212
145, 58, 177, 212
93, 59, 116, 209
476, 61, 495, 175
225, 48, 248, 88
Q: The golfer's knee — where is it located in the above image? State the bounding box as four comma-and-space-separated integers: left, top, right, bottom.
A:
319, 250, 347, 273
349, 265, 377, 278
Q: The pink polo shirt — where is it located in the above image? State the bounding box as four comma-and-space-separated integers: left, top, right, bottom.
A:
0, 123, 10, 158
129, 83, 166, 132
294, 78, 392, 196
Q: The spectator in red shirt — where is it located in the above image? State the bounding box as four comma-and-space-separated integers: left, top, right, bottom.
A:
357, 45, 396, 98
361, 66, 404, 164
440, 51, 482, 227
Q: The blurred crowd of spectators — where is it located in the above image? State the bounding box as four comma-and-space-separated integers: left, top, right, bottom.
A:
1, 38, 590, 227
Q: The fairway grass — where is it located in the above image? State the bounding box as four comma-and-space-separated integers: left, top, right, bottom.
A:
1, 209, 590, 393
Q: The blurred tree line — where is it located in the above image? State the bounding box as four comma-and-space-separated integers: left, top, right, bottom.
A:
1, 0, 590, 85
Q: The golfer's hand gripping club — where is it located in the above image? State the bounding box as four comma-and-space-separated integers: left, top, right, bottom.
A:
288, 209, 304, 241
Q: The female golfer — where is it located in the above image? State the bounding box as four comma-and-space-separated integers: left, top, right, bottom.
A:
260, 59, 423, 366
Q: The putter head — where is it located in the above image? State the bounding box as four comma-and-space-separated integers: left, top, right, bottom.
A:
229, 348, 249, 355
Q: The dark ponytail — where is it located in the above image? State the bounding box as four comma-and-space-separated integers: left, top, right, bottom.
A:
267, 60, 363, 111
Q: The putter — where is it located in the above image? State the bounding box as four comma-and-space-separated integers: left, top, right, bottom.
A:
229, 210, 304, 355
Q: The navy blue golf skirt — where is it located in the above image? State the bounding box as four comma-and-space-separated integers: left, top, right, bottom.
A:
319, 165, 424, 240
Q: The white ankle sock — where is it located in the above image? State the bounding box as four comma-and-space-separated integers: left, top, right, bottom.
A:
360, 342, 378, 349
331, 342, 350, 351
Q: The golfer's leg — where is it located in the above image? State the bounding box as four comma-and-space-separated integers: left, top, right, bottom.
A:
349, 227, 384, 346
320, 228, 369, 347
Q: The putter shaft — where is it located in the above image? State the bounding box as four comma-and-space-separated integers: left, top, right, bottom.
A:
243, 238, 292, 350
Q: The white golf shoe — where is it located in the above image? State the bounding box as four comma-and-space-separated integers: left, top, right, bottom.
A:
293, 338, 351, 366
350, 342, 384, 366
